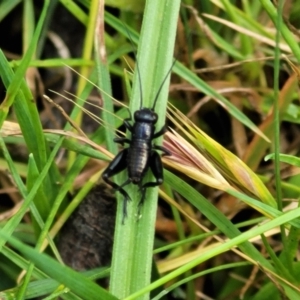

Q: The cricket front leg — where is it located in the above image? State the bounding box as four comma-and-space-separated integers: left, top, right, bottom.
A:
153, 124, 167, 139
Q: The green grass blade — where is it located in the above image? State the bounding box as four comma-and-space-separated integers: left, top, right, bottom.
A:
109, 0, 181, 298
0, 233, 117, 300
265, 153, 300, 167
260, 0, 300, 62
164, 170, 273, 269
0, 0, 22, 22
0, 50, 60, 209
0, 0, 49, 126
127, 201, 300, 299
27, 154, 51, 222
0, 136, 62, 250
152, 262, 250, 300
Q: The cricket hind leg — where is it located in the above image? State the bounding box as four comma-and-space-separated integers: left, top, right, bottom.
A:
102, 148, 132, 223
137, 151, 164, 215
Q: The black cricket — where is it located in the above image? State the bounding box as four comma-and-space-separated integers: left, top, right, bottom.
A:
102, 56, 174, 223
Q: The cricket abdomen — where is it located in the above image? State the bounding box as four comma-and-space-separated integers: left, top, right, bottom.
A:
128, 138, 151, 184
127, 120, 154, 184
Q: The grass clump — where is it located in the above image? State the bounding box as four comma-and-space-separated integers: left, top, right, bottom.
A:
0, 0, 300, 299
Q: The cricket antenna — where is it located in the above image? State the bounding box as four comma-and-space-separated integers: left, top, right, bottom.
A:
151, 59, 176, 111
123, 24, 144, 110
